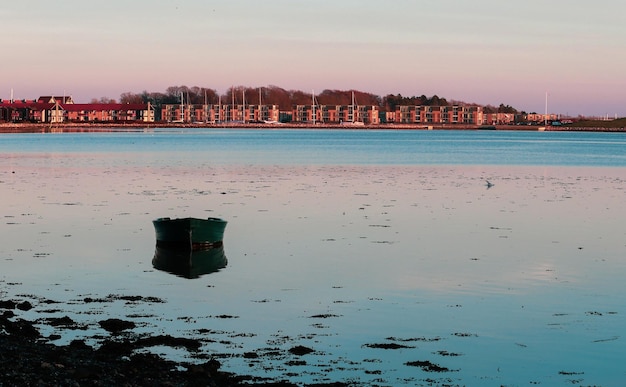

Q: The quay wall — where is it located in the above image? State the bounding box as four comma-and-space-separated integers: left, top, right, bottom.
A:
1, 122, 624, 133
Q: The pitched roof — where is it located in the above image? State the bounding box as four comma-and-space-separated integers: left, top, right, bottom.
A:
0, 101, 54, 109
0, 102, 149, 111
37, 96, 74, 104
60, 103, 149, 111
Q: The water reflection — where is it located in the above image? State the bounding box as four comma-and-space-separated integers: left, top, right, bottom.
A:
3, 146, 626, 386
152, 245, 227, 279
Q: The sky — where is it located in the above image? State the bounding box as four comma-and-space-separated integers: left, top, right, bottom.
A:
2, 0, 625, 117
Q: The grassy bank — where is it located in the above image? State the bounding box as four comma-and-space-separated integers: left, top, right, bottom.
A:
568, 117, 626, 129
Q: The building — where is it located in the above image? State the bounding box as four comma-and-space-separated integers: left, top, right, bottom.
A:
482, 112, 515, 125
0, 97, 154, 123
162, 103, 281, 123
161, 102, 380, 124
62, 103, 154, 122
37, 96, 75, 104
389, 105, 484, 125
3, 94, 532, 127
526, 113, 559, 123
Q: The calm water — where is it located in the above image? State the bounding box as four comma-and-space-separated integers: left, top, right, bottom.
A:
0, 128, 625, 167
1, 129, 625, 386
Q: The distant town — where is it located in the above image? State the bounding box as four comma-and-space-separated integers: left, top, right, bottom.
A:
0, 86, 622, 130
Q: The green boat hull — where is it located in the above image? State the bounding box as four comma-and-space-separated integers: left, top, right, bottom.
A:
152, 217, 227, 250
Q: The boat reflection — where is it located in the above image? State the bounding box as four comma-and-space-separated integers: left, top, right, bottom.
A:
152, 244, 227, 279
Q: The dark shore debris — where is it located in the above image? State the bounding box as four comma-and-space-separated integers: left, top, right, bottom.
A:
41, 315, 88, 330
0, 299, 33, 311
288, 345, 315, 356
405, 360, 456, 373
212, 314, 240, 319
285, 360, 307, 366
452, 332, 478, 337
81, 294, 166, 304
386, 336, 443, 342
558, 370, 585, 384
0, 306, 307, 386
593, 336, 619, 343
2, 295, 352, 386
308, 314, 342, 318
98, 318, 137, 333
363, 342, 414, 350
0, 332, 244, 386
0, 313, 40, 339
434, 350, 463, 357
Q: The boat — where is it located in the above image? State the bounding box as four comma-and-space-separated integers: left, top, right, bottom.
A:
152, 217, 227, 251
341, 91, 365, 126
152, 245, 227, 279
171, 91, 185, 123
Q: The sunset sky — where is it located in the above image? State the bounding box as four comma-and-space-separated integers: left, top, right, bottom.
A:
3, 1, 625, 116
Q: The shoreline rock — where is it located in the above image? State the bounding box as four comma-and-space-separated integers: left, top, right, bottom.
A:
0, 301, 348, 386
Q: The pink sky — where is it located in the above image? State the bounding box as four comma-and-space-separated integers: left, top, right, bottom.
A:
2, 1, 625, 117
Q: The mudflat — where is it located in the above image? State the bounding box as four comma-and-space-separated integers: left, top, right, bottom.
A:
2, 161, 625, 385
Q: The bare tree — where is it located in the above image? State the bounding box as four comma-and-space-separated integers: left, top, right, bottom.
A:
119, 92, 142, 104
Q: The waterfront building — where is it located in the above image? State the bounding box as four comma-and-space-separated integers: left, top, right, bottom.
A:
161, 103, 281, 123
526, 113, 559, 123
390, 105, 484, 125
37, 96, 75, 104
3, 93, 543, 126
0, 97, 154, 123
482, 112, 515, 125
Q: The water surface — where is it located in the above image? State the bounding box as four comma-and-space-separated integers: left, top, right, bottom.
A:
1, 130, 625, 385
1, 128, 625, 167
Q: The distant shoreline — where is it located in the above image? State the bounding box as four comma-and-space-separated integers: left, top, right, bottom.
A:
1, 122, 625, 133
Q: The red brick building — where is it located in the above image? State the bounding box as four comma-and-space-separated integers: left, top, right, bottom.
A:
0, 96, 154, 123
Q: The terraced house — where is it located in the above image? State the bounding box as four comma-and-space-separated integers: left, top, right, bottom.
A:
162, 102, 381, 124
2, 95, 515, 126
0, 96, 154, 123
160, 101, 509, 125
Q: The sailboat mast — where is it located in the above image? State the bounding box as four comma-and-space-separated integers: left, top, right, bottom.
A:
312, 89, 316, 125
187, 91, 191, 122
180, 91, 184, 123
352, 91, 355, 123
543, 91, 548, 126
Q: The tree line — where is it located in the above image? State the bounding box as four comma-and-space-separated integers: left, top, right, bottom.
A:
105, 85, 520, 114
